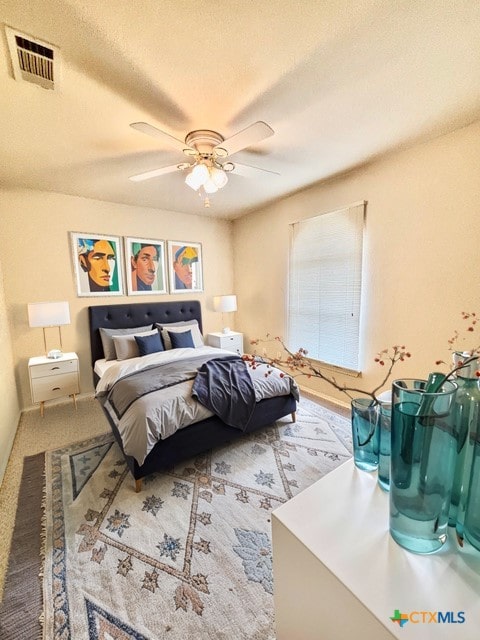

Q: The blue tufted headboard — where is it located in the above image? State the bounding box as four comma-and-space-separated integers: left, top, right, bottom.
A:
88, 300, 203, 368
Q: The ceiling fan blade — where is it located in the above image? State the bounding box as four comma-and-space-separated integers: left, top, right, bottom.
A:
130, 122, 195, 154
232, 162, 280, 177
129, 164, 186, 182
215, 121, 274, 157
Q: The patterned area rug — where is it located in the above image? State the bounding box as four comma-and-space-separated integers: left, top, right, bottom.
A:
43, 397, 352, 639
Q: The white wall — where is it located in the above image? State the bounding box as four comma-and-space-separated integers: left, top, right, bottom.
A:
0, 258, 21, 487
233, 120, 480, 404
0, 189, 234, 409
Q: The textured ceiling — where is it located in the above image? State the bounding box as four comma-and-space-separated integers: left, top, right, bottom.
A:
1, 0, 480, 219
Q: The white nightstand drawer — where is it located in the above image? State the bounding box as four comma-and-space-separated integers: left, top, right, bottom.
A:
30, 358, 78, 379
31, 372, 80, 403
221, 335, 239, 346
206, 332, 243, 354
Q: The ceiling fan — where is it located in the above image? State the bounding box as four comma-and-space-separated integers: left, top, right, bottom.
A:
128, 121, 278, 207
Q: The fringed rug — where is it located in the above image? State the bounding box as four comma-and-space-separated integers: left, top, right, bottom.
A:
42, 397, 351, 639
0, 453, 44, 640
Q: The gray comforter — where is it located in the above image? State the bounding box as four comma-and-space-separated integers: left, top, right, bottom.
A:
96, 346, 298, 465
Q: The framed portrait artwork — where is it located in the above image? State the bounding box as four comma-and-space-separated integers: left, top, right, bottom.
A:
124, 237, 167, 295
167, 241, 203, 293
70, 232, 124, 297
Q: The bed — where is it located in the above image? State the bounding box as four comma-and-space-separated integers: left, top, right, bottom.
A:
89, 300, 298, 491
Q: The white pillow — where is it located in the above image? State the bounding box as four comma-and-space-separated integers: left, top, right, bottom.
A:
112, 329, 159, 361
156, 320, 204, 350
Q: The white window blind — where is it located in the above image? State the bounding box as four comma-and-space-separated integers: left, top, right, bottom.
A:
287, 202, 365, 371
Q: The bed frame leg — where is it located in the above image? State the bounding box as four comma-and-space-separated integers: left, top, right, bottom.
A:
291, 411, 296, 423
135, 479, 142, 493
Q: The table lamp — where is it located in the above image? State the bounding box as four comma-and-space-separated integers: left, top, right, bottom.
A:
213, 295, 237, 334
27, 301, 71, 358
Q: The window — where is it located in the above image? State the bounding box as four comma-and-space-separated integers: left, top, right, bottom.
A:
287, 202, 365, 371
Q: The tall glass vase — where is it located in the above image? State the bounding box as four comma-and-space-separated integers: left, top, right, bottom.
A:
376, 390, 392, 491
389, 378, 458, 554
378, 401, 392, 491
464, 431, 480, 552
448, 374, 480, 541
351, 398, 379, 472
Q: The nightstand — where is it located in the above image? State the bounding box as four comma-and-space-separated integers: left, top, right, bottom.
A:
206, 331, 244, 355
28, 352, 80, 417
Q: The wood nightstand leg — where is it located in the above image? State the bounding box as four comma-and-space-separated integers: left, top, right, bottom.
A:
72, 393, 77, 411
40, 401, 45, 418
135, 479, 143, 493
291, 411, 296, 423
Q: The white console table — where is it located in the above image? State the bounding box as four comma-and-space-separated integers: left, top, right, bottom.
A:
272, 459, 480, 640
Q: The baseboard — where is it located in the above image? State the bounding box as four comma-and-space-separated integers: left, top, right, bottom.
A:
298, 385, 351, 412
22, 391, 96, 413
0, 408, 21, 489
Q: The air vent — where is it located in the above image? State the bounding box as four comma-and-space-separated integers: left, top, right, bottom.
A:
5, 25, 59, 90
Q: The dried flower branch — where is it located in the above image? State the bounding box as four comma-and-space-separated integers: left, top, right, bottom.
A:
244, 312, 478, 409
434, 311, 480, 381
243, 336, 410, 404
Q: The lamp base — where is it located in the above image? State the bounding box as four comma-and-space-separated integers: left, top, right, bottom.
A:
47, 349, 63, 359
222, 327, 231, 335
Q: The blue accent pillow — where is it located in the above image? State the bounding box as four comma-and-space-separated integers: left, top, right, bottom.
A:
168, 329, 195, 349
134, 331, 164, 356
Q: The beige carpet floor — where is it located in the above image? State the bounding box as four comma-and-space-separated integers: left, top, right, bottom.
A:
0, 395, 108, 600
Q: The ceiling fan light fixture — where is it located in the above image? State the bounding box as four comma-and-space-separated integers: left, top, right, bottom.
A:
203, 177, 219, 194
192, 162, 209, 181
185, 171, 201, 190
210, 166, 228, 189
185, 162, 209, 190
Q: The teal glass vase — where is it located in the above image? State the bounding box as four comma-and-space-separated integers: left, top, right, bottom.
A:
389, 378, 458, 554
464, 430, 480, 552
378, 400, 392, 491
351, 398, 379, 472
448, 374, 480, 540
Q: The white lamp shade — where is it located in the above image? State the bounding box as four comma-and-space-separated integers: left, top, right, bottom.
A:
28, 301, 71, 327
185, 171, 201, 191
213, 295, 237, 313
203, 177, 219, 194
185, 163, 209, 190
210, 167, 228, 189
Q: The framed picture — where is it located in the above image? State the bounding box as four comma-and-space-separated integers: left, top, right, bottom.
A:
167, 241, 203, 293
124, 237, 167, 295
70, 232, 124, 297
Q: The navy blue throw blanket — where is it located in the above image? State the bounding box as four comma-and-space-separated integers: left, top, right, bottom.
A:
192, 356, 256, 430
